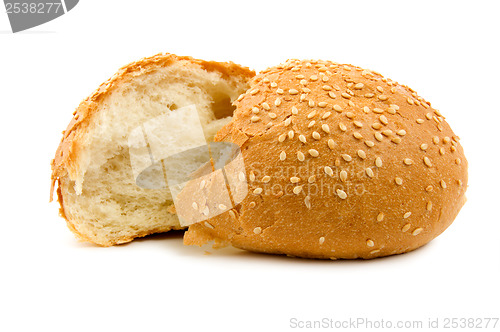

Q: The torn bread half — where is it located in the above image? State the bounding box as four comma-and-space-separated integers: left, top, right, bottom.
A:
51, 53, 255, 246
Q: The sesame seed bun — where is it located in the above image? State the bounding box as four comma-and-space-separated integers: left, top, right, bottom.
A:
184, 59, 468, 259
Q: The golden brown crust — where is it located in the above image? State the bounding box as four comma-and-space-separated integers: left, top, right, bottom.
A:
184, 59, 468, 259
51, 53, 255, 245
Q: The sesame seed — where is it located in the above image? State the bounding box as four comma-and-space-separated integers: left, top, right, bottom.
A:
192, 202, 198, 210
250, 89, 259, 95
397, 129, 406, 136
339, 123, 347, 131
299, 134, 307, 143
300, 80, 307, 86
375, 157, 383, 168
440, 180, 447, 189
416, 119, 425, 124
340, 170, 347, 182
268, 112, 277, 119
295, 75, 304, 80
322, 85, 333, 91
456, 158, 461, 165
376, 86, 384, 93
342, 154, 352, 162
219, 204, 227, 210
252, 107, 260, 114
249, 171, 256, 182
420, 144, 428, 151
402, 224, 411, 232
237, 94, 244, 101
312, 131, 321, 140
375, 132, 383, 141
308, 120, 316, 128
346, 112, 354, 119
284, 117, 292, 126
290, 176, 301, 183
251, 116, 261, 122
327, 139, 335, 150
404, 158, 413, 165
278, 133, 287, 142
307, 110, 317, 119
395, 177, 403, 185
238, 172, 246, 182
328, 92, 336, 99
333, 105, 343, 113
427, 201, 433, 211
357, 150, 367, 159
391, 137, 402, 144
308, 175, 316, 183
289, 89, 299, 95
337, 189, 347, 199
404, 212, 412, 219
204, 221, 214, 229
354, 121, 363, 128
321, 124, 330, 133
412, 228, 423, 236
407, 97, 414, 105
367, 239, 375, 247
305, 196, 312, 209
365, 140, 375, 147
324, 166, 334, 176
342, 92, 352, 99
365, 93, 374, 98
451, 146, 457, 152
370, 250, 381, 255
310, 75, 318, 81
308, 100, 315, 107
378, 95, 388, 101
262, 176, 271, 183
253, 227, 262, 234
288, 130, 295, 139
426, 112, 433, 120
433, 136, 440, 144
293, 186, 303, 195
318, 102, 327, 108
424, 157, 433, 167
279, 151, 286, 161
353, 132, 363, 140
319, 236, 325, 244
253, 188, 263, 195
426, 185, 433, 192
276, 88, 284, 94
322, 111, 331, 119
297, 151, 305, 161
373, 108, 384, 114
200, 180, 206, 189
262, 102, 270, 110
303, 88, 312, 94
387, 108, 397, 115
270, 82, 278, 88
291, 106, 298, 114
443, 136, 451, 144
382, 129, 393, 136
365, 168, 374, 178
275, 98, 282, 106
379, 115, 388, 125
322, 76, 329, 82
354, 83, 364, 89
440, 147, 445, 155
229, 210, 236, 219
363, 106, 370, 114
309, 149, 319, 157
377, 212, 384, 222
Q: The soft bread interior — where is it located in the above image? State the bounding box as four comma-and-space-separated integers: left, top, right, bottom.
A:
60, 62, 248, 245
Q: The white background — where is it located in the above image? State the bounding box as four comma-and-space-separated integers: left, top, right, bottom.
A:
1, 1, 499, 331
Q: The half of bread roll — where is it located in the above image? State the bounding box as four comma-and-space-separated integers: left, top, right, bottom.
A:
51, 53, 255, 246
184, 59, 468, 259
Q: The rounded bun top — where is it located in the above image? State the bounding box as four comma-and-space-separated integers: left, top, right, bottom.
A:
185, 59, 468, 259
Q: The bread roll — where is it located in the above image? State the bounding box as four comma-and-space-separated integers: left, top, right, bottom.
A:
51, 53, 255, 246
184, 59, 468, 259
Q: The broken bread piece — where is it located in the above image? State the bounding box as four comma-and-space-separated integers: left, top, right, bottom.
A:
51, 53, 255, 246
